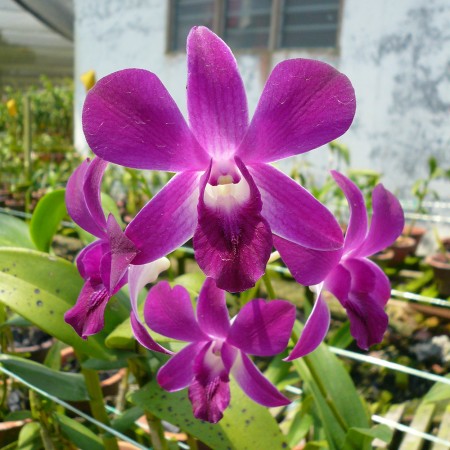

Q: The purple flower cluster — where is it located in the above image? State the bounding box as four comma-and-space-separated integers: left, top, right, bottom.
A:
65, 27, 404, 422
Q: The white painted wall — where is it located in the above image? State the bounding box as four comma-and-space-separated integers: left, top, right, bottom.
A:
74, 0, 450, 201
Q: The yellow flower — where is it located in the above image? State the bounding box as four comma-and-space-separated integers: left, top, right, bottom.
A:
6, 99, 17, 117
81, 70, 96, 91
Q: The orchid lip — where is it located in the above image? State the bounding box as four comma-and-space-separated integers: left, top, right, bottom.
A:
204, 162, 250, 211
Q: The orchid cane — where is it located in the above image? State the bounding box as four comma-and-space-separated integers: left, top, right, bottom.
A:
135, 278, 296, 423
274, 171, 404, 359
81, 26, 355, 293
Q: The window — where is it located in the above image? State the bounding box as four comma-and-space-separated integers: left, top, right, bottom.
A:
167, 0, 340, 51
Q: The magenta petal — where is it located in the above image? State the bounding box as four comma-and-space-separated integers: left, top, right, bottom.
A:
273, 235, 343, 285
330, 171, 368, 253
286, 289, 330, 360
64, 280, 109, 339
227, 299, 295, 356
337, 258, 390, 349
130, 312, 172, 354
187, 26, 248, 159
353, 184, 404, 258
66, 159, 106, 238
83, 157, 109, 233
126, 171, 201, 264
189, 376, 230, 424
237, 59, 355, 163
82, 69, 209, 171
194, 159, 272, 292
250, 164, 343, 250
197, 278, 230, 339
325, 264, 351, 301
76, 241, 105, 280
223, 346, 290, 407
157, 342, 206, 391
144, 282, 207, 342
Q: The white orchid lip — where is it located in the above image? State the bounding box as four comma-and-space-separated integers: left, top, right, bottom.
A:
204, 160, 250, 211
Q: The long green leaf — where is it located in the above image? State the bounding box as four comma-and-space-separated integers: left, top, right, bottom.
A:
29, 189, 67, 252
0, 213, 35, 249
342, 425, 392, 449
55, 413, 103, 450
291, 322, 370, 450
0, 354, 89, 401
0, 248, 113, 359
130, 379, 288, 450
17, 422, 42, 450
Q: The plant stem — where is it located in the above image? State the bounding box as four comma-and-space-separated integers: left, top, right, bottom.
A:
128, 355, 169, 450
29, 390, 56, 450
262, 272, 276, 299
76, 351, 119, 450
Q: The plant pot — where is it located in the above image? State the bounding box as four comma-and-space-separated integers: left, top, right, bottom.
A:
0, 419, 30, 446
403, 224, 427, 254
389, 236, 416, 266
10, 327, 53, 363
370, 248, 395, 268
426, 253, 450, 297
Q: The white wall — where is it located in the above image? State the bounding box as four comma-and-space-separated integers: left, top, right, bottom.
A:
74, 0, 450, 199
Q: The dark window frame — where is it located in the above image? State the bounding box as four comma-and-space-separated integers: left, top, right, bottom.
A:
166, 0, 342, 53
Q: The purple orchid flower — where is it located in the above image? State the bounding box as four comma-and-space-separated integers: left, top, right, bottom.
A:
136, 278, 296, 423
274, 171, 404, 359
64, 157, 170, 349
81, 26, 356, 293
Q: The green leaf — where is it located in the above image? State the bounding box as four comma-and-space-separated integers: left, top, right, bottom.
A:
428, 156, 438, 177
29, 189, 67, 252
55, 413, 103, 450
423, 375, 450, 403
0, 213, 35, 249
342, 425, 393, 449
0, 355, 89, 401
17, 422, 42, 450
130, 379, 288, 450
291, 322, 370, 450
110, 406, 145, 434
328, 321, 354, 349
0, 248, 114, 360
4, 410, 33, 421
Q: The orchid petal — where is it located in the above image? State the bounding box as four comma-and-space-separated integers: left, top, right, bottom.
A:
197, 277, 230, 339
193, 159, 272, 292
227, 299, 295, 356
223, 346, 290, 407
128, 258, 171, 318
273, 235, 342, 285
157, 342, 206, 391
187, 26, 248, 159
333, 258, 390, 349
66, 159, 106, 238
82, 69, 209, 171
189, 337, 231, 423
130, 312, 172, 354
237, 59, 355, 163
83, 157, 109, 233
76, 241, 105, 281
286, 286, 330, 360
102, 215, 138, 293
250, 164, 343, 250
128, 258, 172, 355
144, 281, 207, 342
64, 280, 109, 339
330, 170, 368, 253
126, 171, 201, 264
353, 184, 404, 258
188, 377, 230, 424
324, 264, 351, 302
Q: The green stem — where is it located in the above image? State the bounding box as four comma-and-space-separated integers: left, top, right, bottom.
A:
76, 352, 119, 450
29, 391, 56, 450
262, 272, 276, 300
128, 355, 169, 450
